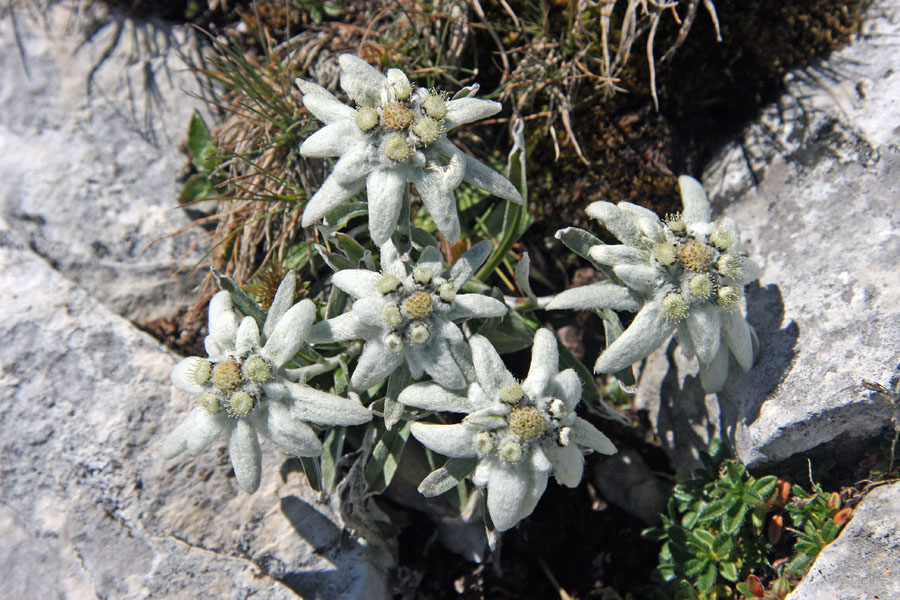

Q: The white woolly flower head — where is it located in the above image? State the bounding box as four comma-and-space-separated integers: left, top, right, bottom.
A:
548, 175, 761, 392
399, 329, 617, 532
296, 54, 523, 246
163, 274, 371, 493
307, 240, 508, 391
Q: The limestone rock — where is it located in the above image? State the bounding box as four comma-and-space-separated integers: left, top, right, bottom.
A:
635, 0, 900, 471
0, 4, 390, 596
0, 238, 389, 599
786, 482, 900, 600
0, 3, 207, 324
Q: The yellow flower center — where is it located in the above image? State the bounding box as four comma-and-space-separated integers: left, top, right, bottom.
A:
355, 107, 379, 131
679, 240, 715, 271
403, 291, 433, 320
381, 102, 415, 130
212, 359, 242, 391
507, 406, 547, 442
196, 392, 220, 414
242, 356, 272, 383
229, 391, 254, 416
422, 94, 448, 120
383, 134, 412, 162
192, 360, 212, 385
662, 292, 689, 322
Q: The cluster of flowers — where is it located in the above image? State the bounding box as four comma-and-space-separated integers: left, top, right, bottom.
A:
163, 55, 758, 532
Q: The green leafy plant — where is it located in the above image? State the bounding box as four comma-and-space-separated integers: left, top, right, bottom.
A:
644, 439, 854, 600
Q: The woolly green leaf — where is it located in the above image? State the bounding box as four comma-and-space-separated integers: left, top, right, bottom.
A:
326, 201, 368, 229
719, 561, 738, 582
418, 457, 478, 498
320, 426, 346, 492
364, 420, 412, 494
218, 274, 267, 330
299, 456, 322, 492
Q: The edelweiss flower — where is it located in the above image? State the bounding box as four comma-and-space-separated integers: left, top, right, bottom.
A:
548, 175, 760, 392
307, 240, 507, 391
400, 329, 617, 531
296, 54, 522, 245
163, 276, 371, 493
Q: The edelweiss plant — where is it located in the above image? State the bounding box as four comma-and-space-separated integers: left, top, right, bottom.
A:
296, 54, 523, 245
549, 175, 760, 392
307, 240, 507, 391
163, 274, 372, 492
400, 329, 617, 531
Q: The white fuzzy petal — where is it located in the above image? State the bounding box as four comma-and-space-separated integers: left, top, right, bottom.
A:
235, 317, 261, 357
264, 271, 296, 338
594, 299, 674, 373
162, 407, 227, 458
585, 202, 641, 246
734, 257, 761, 286
398, 382, 473, 412
522, 329, 558, 399
351, 339, 405, 389
339, 54, 387, 106
300, 121, 360, 157
448, 240, 493, 289
412, 162, 462, 243
283, 381, 372, 426
208, 291, 238, 352
296, 79, 356, 124
699, 345, 730, 393
446, 294, 508, 320
545, 444, 584, 487
678, 175, 712, 225
444, 97, 501, 130
546, 282, 642, 312
469, 334, 517, 397
618, 202, 665, 239
589, 245, 650, 265
419, 339, 467, 390
262, 300, 315, 367
460, 153, 522, 203
572, 417, 617, 455
301, 172, 366, 226
685, 302, 722, 365
366, 167, 408, 246
229, 419, 262, 493
410, 422, 478, 458
171, 357, 207, 394
307, 312, 358, 343
485, 460, 546, 532
547, 369, 582, 411
612, 264, 659, 295
722, 309, 753, 371
332, 270, 383, 299
253, 401, 323, 456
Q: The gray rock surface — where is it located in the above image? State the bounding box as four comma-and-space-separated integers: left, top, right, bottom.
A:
786, 482, 900, 600
0, 226, 389, 600
0, 5, 390, 599
0, 3, 206, 324
635, 0, 900, 471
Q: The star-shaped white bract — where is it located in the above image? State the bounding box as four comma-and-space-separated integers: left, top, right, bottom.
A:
307, 240, 507, 391
548, 175, 760, 392
296, 54, 523, 246
163, 275, 371, 493
399, 329, 617, 531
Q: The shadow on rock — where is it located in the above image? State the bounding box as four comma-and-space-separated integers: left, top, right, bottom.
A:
722, 282, 800, 427
278, 495, 385, 600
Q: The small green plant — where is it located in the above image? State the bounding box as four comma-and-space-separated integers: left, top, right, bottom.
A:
643, 439, 854, 600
